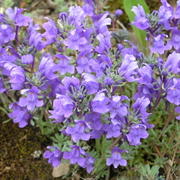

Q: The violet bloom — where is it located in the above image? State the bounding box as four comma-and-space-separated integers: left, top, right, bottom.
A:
104, 124, 121, 138
118, 54, 138, 82
55, 55, 74, 75
93, 12, 111, 33
164, 52, 180, 74
115, 9, 123, 17
18, 86, 43, 111
6, 7, 31, 27
158, 0, 173, 29
82, 73, 99, 95
91, 92, 109, 114
9, 65, 25, 90
38, 56, 57, 80
109, 96, 128, 119
21, 54, 33, 64
0, 24, 15, 45
63, 145, 86, 167
127, 124, 149, 146
76, 53, 92, 73
85, 112, 103, 131
106, 147, 127, 168
0, 78, 6, 93
28, 23, 45, 50
166, 78, 180, 106
64, 28, 92, 52
132, 5, 150, 30
96, 31, 111, 53
83, 155, 95, 173
132, 97, 150, 121
151, 34, 171, 55
43, 146, 63, 167
171, 30, 180, 50
65, 121, 90, 142
8, 103, 31, 128
42, 18, 58, 46
68, 6, 86, 26
49, 94, 74, 119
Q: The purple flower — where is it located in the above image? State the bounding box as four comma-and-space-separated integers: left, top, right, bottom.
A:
76, 53, 92, 73
93, 12, 111, 33
104, 124, 121, 138
21, 54, 34, 64
85, 112, 103, 131
166, 78, 180, 106
8, 103, 31, 128
132, 97, 150, 122
63, 145, 86, 167
106, 147, 127, 168
164, 52, 180, 74
43, 146, 63, 167
28, 24, 44, 50
9, 65, 25, 90
82, 73, 99, 95
171, 30, 180, 50
91, 92, 109, 114
132, 5, 150, 30
64, 28, 92, 52
55, 54, 74, 75
39, 56, 57, 80
65, 121, 90, 142
0, 78, 6, 93
127, 124, 149, 146
118, 54, 138, 82
83, 155, 95, 173
68, 6, 86, 26
49, 94, 74, 119
151, 34, 171, 54
18, 86, 43, 111
6, 7, 32, 27
158, 0, 173, 29
115, 9, 123, 17
109, 96, 128, 119
0, 24, 15, 45
42, 18, 58, 46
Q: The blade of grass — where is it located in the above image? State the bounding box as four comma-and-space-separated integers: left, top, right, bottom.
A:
123, 0, 150, 53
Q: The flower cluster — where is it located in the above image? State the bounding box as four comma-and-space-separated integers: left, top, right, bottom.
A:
0, 0, 179, 173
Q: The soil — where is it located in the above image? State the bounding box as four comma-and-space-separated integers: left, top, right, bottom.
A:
0, 121, 53, 180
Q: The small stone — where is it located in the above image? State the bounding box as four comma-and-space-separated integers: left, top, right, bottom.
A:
52, 161, 70, 178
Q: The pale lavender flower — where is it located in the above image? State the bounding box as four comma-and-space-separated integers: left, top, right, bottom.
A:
49, 94, 74, 119
43, 146, 63, 167
21, 54, 33, 64
118, 54, 138, 82
63, 145, 86, 167
127, 124, 149, 146
18, 86, 43, 111
106, 147, 127, 168
164, 52, 180, 74
65, 121, 90, 142
132, 5, 150, 30
166, 78, 180, 106
91, 92, 109, 114
8, 103, 31, 128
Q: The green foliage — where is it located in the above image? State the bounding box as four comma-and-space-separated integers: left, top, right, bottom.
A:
138, 164, 164, 180
93, 137, 112, 179
54, 0, 70, 12
0, 0, 14, 9
123, 0, 149, 52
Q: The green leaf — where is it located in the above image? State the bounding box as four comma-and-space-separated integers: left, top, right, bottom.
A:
123, 0, 150, 52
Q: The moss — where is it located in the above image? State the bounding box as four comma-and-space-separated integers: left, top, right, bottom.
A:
0, 121, 53, 179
